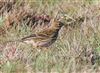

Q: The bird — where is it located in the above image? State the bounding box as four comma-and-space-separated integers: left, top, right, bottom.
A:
20, 16, 84, 48
20, 18, 64, 48
3, 16, 84, 49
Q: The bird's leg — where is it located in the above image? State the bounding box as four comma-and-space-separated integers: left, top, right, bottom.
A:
42, 47, 49, 52
35, 47, 48, 58
35, 48, 42, 58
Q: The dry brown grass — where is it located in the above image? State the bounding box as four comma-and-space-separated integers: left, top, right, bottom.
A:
0, 0, 100, 73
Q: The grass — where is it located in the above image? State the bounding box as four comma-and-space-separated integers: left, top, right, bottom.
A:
0, 0, 100, 73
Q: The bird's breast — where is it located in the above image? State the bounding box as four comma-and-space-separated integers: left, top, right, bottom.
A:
37, 35, 58, 47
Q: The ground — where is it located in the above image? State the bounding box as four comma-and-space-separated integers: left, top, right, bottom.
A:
0, 0, 100, 73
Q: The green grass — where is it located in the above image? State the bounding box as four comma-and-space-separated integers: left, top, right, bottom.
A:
0, 0, 100, 73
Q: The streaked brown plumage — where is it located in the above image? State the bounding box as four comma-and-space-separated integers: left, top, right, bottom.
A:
21, 18, 64, 48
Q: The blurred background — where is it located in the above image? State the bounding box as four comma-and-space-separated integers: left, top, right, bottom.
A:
0, 0, 100, 73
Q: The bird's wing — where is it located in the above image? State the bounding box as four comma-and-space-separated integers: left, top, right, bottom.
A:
21, 27, 56, 41
21, 32, 50, 41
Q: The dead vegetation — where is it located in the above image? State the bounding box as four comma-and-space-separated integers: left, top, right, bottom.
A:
0, 0, 100, 73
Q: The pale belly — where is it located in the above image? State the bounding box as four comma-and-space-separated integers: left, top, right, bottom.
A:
23, 38, 57, 48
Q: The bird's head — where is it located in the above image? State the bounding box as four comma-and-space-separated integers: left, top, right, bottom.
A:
48, 11, 64, 28
49, 18, 64, 30
49, 10, 77, 30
